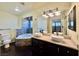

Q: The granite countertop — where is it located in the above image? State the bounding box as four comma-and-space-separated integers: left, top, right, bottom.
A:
32, 34, 79, 51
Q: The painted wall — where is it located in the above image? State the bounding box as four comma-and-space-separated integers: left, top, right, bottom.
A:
0, 11, 21, 44
0, 11, 21, 29
67, 3, 79, 45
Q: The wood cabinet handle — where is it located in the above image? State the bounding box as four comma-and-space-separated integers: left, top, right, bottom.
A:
58, 48, 59, 53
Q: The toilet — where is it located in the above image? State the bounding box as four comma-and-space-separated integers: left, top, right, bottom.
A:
1, 34, 11, 48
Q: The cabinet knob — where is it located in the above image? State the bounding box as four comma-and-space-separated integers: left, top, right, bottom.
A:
67, 51, 70, 53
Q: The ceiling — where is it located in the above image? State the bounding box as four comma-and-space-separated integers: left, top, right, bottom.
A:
0, 2, 72, 16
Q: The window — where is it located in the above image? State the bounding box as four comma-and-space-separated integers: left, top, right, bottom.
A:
52, 20, 61, 33
23, 16, 33, 33
16, 16, 33, 37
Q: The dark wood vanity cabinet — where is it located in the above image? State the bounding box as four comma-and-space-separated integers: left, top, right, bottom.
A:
32, 38, 78, 56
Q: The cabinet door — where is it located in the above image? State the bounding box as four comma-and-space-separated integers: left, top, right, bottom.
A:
32, 38, 60, 56
66, 48, 78, 56
43, 41, 59, 56
32, 38, 40, 56
38, 40, 46, 56
32, 38, 46, 56
59, 46, 78, 56
59, 46, 70, 56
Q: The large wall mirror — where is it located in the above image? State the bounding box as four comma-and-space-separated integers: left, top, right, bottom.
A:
37, 16, 47, 33
68, 5, 76, 31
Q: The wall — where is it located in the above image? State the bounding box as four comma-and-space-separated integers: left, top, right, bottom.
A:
76, 3, 79, 45
0, 11, 19, 29
0, 11, 21, 44
67, 3, 79, 45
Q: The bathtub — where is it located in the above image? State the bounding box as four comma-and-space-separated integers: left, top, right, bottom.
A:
16, 34, 33, 39
15, 34, 32, 46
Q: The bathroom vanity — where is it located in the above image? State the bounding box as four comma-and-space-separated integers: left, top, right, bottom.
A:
32, 35, 78, 56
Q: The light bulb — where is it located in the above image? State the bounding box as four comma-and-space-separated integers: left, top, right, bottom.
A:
14, 7, 21, 12
42, 14, 48, 18
15, 8, 19, 11
48, 13, 54, 17
55, 11, 61, 16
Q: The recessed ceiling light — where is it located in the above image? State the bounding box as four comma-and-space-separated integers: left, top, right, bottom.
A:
14, 7, 21, 12
15, 8, 19, 11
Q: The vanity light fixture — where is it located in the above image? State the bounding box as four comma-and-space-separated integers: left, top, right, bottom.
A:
42, 8, 61, 18
47, 10, 54, 17
54, 11, 61, 16
54, 8, 61, 16
42, 11, 49, 18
